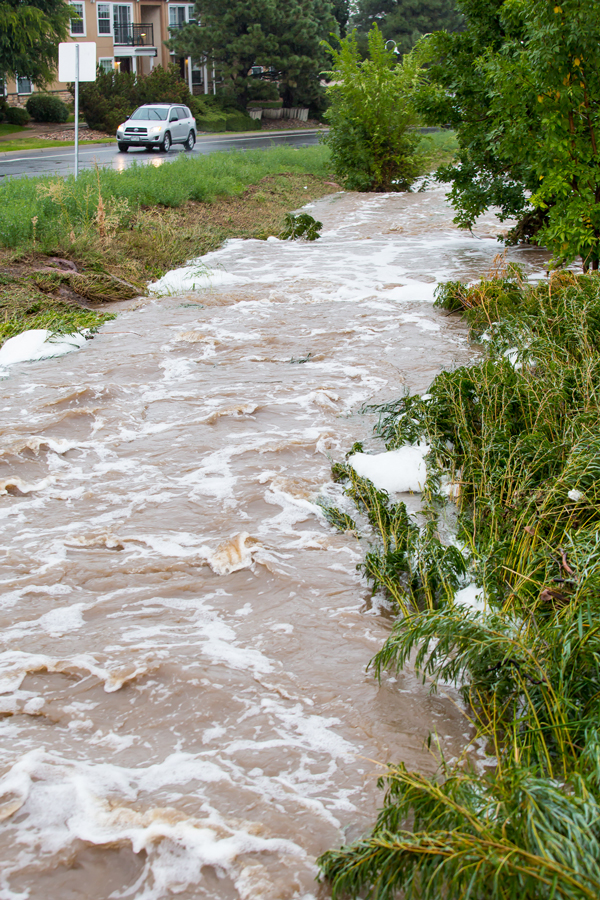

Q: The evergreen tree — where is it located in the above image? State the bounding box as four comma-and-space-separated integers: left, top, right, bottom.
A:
0, 0, 71, 88
169, 0, 337, 110
352, 0, 463, 54
331, 0, 350, 36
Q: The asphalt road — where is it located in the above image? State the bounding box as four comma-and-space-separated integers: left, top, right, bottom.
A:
0, 129, 325, 180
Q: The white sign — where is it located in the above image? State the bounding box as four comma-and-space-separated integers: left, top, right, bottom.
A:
58, 42, 97, 82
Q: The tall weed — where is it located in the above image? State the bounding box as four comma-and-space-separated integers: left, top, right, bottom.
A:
319, 272, 600, 898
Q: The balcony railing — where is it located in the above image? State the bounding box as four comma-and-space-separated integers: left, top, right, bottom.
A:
168, 19, 197, 30
114, 23, 154, 46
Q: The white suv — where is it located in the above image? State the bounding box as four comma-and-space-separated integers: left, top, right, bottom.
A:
116, 103, 196, 153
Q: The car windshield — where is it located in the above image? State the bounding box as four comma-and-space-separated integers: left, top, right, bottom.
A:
130, 107, 168, 121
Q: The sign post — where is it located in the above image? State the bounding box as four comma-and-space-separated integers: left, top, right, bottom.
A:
58, 42, 97, 178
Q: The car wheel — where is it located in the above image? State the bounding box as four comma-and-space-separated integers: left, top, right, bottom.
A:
184, 130, 196, 151
161, 132, 171, 153
117, 142, 129, 152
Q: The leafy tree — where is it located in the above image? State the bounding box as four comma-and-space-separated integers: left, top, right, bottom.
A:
0, 0, 71, 87
169, 0, 337, 110
352, 0, 463, 55
323, 26, 425, 191
421, 0, 600, 269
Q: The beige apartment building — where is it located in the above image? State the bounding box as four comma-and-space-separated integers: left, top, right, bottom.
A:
4, 0, 208, 105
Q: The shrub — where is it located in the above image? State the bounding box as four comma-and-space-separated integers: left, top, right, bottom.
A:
76, 64, 212, 133
225, 112, 260, 132
26, 94, 69, 123
246, 79, 280, 104
323, 25, 425, 191
0, 98, 8, 123
196, 102, 261, 133
6, 107, 30, 126
196, 111, 227, 133
247, 100, 282, 110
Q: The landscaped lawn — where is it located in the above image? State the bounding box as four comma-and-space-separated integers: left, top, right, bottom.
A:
0, 137, 114, 153
0, 123, 28, 137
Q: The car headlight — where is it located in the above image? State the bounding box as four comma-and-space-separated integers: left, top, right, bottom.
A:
117, 123, 126, 133
149, 125, 163, 135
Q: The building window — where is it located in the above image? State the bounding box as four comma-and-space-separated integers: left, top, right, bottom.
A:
69, 1, 85, 35
99, 57, 114, 73
169, 5, 187, 27
97, 4, 111, 35
191, 62, 203, 85
17, 76, 33, 94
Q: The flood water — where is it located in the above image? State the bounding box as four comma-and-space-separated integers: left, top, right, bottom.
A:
0, 187, 547, 900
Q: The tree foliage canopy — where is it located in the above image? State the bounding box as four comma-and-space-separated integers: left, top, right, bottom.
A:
169, 0, 338, 109
0, 0, 71, 87
421, 0, 600, 269
351, 0, 463, 54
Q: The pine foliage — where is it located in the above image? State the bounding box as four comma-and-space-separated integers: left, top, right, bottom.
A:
352, 0, 463, 54
169, 0, 337, 110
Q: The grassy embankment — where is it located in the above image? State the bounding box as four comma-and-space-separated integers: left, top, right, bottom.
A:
0, 144, 337, 343
318, 266, 600, 898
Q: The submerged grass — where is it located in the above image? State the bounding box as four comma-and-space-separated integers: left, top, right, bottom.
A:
0, 145, 334, 342
318, 268, 600, 899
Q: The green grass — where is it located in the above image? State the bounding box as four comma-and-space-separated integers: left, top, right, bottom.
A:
0, 123, 27, 137
0, 303, 113, 346
0, 144, 332, 249
318, 269, 600, 899
420, 128, 459, 169
0, 137, 114, 153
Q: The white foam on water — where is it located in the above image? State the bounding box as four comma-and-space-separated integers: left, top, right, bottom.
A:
0, 189, 549, 899
0, 749, 307, 900
454, 583, 486, 612
349, 443, 430, 493
0, 329, 88, 370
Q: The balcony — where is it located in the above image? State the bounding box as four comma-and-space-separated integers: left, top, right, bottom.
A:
168, 19, 197, 31
114, 24, 154, 46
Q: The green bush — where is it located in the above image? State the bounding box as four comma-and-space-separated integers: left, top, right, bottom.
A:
196, 110, 261, 133
246, 79, 280, 103
323, 25, 425, 191
0, 98, 8, 123
247, 100, 282, 110
26, 94, 69, 123
196, 115, 224, 133
76, 64, 213, 133
6, 107, 30, 126
225, 113, 261, 132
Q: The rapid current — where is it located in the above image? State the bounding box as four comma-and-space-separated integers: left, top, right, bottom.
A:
0, 186, 547, 899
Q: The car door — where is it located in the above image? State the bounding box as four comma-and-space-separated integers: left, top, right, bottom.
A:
168, 108, 183, 142
177, 107, 191, 139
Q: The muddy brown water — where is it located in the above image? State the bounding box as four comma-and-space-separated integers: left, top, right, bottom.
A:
0, 187, 548, 900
